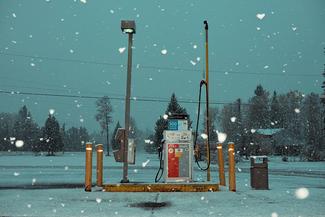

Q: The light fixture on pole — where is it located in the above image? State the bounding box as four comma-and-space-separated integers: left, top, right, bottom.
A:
120, 20, 136, 183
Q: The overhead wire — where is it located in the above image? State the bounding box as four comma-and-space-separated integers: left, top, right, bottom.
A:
0, 51, 320, 77
0, 90, 250, 106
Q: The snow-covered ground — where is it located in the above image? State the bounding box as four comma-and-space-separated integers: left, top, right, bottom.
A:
0, 152, 324, 217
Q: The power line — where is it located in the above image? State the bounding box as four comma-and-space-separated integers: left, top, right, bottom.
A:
0, 90, 246, 106
0, 51, 319, 77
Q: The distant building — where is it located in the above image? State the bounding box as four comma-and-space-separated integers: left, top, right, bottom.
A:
252, 128, 283, 155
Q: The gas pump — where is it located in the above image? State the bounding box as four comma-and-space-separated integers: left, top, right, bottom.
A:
155, 114, 193, 183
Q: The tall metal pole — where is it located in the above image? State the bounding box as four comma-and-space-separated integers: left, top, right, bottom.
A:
122, 33, 133, 183
204, 20, 211, 181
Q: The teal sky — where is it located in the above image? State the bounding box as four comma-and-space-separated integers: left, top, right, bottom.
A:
0, 0, 324, 132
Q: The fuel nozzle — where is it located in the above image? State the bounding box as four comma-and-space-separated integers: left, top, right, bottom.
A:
204, 20, 208, 30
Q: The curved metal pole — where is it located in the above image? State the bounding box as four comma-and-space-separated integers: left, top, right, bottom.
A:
204, 20, 211, 181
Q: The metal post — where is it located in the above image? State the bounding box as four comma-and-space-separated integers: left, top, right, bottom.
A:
122, 33, 133, 183
85, 142, 93, 192
96, 144, 103, 187
217, 143, 226, 186
228, 142, 236, 192
204, 20, 210, 181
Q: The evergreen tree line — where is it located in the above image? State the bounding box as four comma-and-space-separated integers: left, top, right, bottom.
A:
217, 85, 324, 161
150, 87, 325, 161
0, 105, 90, 155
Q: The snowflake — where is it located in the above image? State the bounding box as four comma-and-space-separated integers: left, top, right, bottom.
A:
161, 49, 167, 55
256, 13, 266, 20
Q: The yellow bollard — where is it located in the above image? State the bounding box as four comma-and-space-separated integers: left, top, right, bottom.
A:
85, 142, 93, 192
96, 144, 104, 187
228, 142, 236, 192
217, 143, 226, 186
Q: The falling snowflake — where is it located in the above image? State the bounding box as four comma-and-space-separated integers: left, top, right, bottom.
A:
256, 13, 266, 20
80, 118, 84, 123
230, 117, 236, 122
196, 57, 201, 61
193, 44, 197, 49
49, 109, 55, 115
163, 114, 168, 120
32, 178, 36, 185
80, 0, 87, 3
216, 131, 227, 143
14, 172, 20, 176
256, 27, 261, 31
295, 187, 309, 199
96, 198, 102, 203
12, 13, 17, 18
292, 27, 297, 31
271, 212, 278, 217
201, 133, 208, 140
15, 140, 24, 148
264, 65, 269, 69
149, 77, 153, 81
118, 47, 126, 54
190, 60, 196, 66
161, 49, 167, 55
64, 166, 69, 170
200, 196, 205, 200
69, 49, 74, 53
110, 9, 115, 14
133, 169, 138, 173
294, 108, 300, 113
30, 63, 35, 67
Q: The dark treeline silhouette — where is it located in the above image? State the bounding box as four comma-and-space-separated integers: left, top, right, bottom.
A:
0, 105, 91, 155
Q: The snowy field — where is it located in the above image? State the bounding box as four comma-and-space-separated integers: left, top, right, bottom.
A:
0, 152, 324, 217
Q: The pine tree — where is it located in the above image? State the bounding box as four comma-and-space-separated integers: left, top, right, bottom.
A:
302, 93, 323, 161
275, 91, 304, 157
13, 106, 39, 151
43, 114, 63, 156
153, 93, 190, 152
248, 85, 270, 129
95, 96, 113, 156
0, 112, 17, 151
